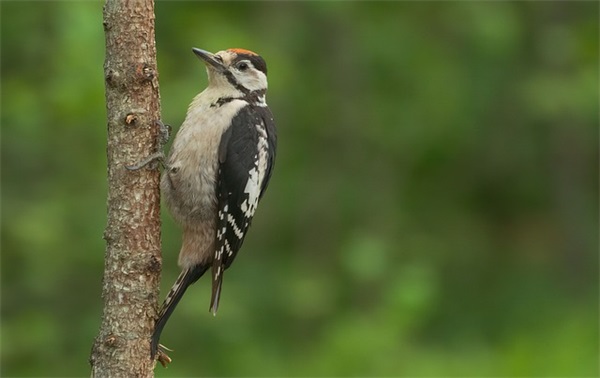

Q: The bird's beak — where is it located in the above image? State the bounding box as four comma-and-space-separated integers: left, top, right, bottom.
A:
192, 48, 225, 71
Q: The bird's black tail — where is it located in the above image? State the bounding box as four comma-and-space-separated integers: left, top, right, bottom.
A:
151, 264, 209, 359
209, 261, 224, 316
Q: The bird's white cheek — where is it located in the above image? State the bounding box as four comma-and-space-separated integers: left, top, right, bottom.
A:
235, 72, 267, 92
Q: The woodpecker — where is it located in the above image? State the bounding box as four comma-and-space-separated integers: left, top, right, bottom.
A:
150, 47, 277, 359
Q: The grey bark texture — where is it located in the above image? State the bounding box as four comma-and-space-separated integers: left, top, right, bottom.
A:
90, 0, 162, 376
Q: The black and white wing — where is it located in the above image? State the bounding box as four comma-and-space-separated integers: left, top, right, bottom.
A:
209, 104, 277, 314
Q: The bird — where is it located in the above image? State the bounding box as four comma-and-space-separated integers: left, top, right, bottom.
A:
150, 47, 277, 360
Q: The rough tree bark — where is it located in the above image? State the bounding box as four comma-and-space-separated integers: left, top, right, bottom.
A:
90, 0, 162, 376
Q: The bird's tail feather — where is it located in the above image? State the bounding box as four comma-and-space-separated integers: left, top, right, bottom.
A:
151, 264, 209, 359
209, 260, 223, 316
209, 260, 224, 316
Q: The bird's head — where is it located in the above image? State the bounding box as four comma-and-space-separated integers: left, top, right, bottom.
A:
193, 47, 268, 94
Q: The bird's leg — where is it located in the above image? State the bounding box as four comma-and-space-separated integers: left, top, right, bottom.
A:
127, 120, 171, 170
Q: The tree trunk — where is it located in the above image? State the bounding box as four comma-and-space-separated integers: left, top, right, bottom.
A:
90, 0, 161, 376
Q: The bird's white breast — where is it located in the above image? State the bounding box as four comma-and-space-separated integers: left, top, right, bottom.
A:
162, 89, 246, 225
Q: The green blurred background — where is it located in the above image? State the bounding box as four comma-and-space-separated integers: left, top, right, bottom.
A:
1, 1, 598, 377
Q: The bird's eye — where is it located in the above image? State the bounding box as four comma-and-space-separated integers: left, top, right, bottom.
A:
237, 62, 249, 71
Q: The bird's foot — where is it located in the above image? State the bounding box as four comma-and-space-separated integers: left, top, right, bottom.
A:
155, 119, 172, 148
126, 120, 171, 170
126, 151, 165, 171
156, 344, 173, 367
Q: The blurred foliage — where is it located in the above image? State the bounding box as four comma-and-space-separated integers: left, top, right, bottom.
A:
1, 1, 598, 377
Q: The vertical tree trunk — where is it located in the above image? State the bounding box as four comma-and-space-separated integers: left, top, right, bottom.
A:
90, 0, 161, 376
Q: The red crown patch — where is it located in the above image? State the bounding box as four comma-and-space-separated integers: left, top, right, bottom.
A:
227, 48, 258, 56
